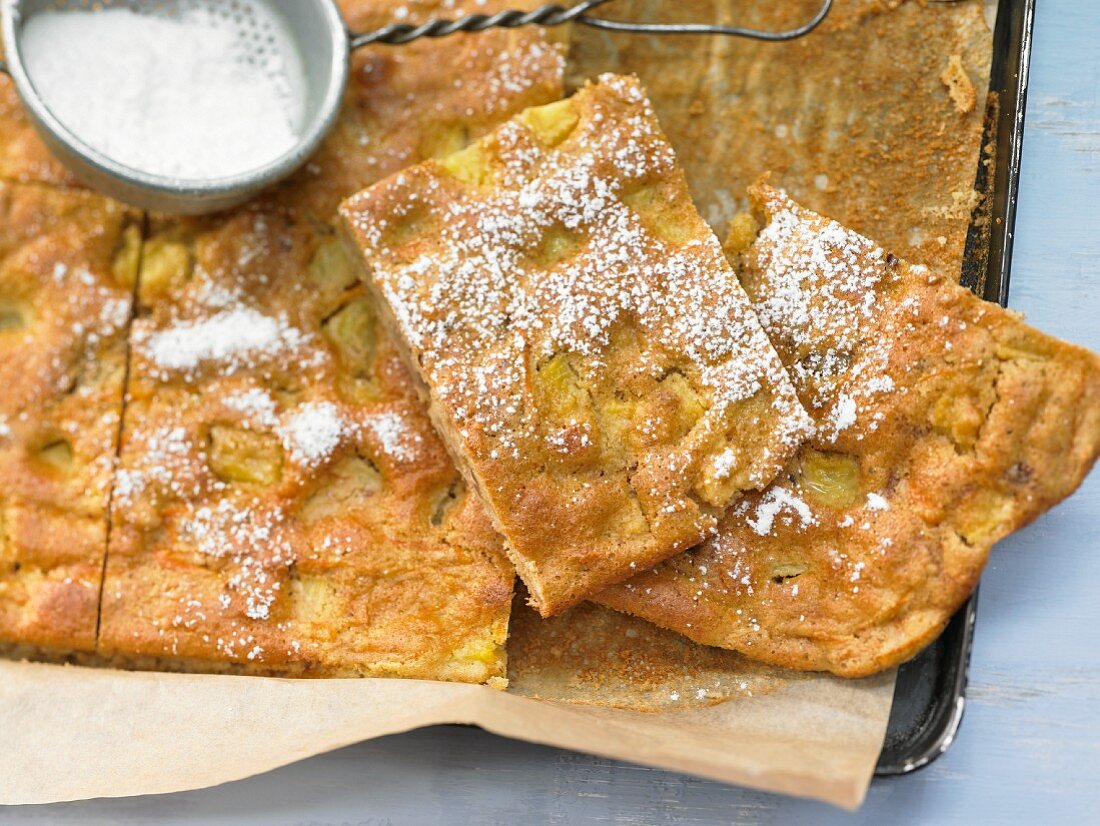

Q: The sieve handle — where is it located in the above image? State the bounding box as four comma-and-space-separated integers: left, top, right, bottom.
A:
347, 0, 832, 49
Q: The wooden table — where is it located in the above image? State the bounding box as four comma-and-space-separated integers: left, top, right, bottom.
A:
7, 1, 1098, 822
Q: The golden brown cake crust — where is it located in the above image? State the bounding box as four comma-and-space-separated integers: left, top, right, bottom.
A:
0, 182, 138, 651
341, 76, 812, 615
507, 594, 802, 711
597, 183, 1100, 677
99, 208, 514, 681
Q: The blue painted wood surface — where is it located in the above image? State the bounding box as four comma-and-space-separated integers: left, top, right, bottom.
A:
4, 1, 1098, 822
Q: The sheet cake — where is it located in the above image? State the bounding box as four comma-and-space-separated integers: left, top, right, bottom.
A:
598, 183, 1100, 677
340, 75, 812, 615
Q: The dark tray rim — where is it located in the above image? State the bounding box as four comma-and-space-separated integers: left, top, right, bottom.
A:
873, 0, 1035, 776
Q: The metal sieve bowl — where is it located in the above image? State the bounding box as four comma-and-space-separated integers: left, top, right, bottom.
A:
1, 0, 348, 214
0, 0, 831, 215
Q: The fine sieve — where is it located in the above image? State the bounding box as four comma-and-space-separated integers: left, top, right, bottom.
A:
0, 0, 832, 214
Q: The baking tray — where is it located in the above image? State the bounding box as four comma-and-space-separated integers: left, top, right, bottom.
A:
874, 0, 1034, 776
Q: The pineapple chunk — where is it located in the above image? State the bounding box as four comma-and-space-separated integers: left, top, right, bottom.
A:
596, 393, 637, 455
724, 211, 760, 258
323, 297, 380, 402
419, 121, 469, 160
300, 454, 382, 522
35, 439, 73, 473
621, 182, 697, 245
307, 237, 358, 294
207, 425, 283, 485
141, 234, 193, 297
608, 491, 649, 538
290, 574, 339, 630
655, 370, 705, 440
798, 449, 860, 509
519, 98, 579, 147
534, 353, 601, 464
530, 224, 580, 268
452, 633, 502, 666
771, 562, 808, 582
111, 224, 142, 288
955, 490, 1014, 545
535, 353, 591, 425
930, 390, 986, 450
0, 303, 24, 331
439, 142, 494, 187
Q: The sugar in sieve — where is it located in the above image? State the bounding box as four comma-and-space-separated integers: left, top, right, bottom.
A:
0, 0, 832, 214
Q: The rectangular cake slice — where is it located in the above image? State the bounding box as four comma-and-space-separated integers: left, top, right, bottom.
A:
597, 183, 1100, 676
340, 75, 812, 615
0, 182, 138, 652
98, 210, 514, 681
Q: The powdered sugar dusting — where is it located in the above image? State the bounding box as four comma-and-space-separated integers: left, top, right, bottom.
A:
363, 411, 423, 463
137, 306, 311, 378
279, 401, 348, 467
746, 487, 816, 536
747, 186, 900, 442
866, 492, 889, 511
223, 388, 280, 427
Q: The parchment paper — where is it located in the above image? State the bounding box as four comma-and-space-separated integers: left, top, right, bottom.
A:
0, 656, 894, 809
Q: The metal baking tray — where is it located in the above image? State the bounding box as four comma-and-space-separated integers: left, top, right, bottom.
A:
874, 0, 1034, 776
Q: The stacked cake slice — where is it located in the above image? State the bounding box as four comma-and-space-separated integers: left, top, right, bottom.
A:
341, 77, 1100, 676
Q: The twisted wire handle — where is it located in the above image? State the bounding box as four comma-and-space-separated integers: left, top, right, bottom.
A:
349, 0, 833, 49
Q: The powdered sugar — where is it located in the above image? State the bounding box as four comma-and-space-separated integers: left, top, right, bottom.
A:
137, 306, 311, 377
223, 388, 280, 427
363, 411, 423, 464
866, 492, 890, 511
21, 2, 307, 180
747, 187, 900, 443
746, 487, 815, 536
344, 75, 812, 521
279, 401, 348, 467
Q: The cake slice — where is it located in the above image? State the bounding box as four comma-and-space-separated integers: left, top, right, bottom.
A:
340, 75, 813, 615
0, 182, 138, 652
597, 183, 1100, 677
98, 209, 513, 681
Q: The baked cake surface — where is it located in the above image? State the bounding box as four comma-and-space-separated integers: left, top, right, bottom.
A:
567, 0, 993, 280
340, 75, 812, 615
598, 183, 1100, 677
507, 593, 800, 711
0, 182, 137, 651
98, 209, 513, 681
